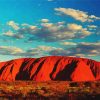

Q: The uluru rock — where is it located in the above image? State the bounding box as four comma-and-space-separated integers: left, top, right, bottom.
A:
0, 56, 99, 81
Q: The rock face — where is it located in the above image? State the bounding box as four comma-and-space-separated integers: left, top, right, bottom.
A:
0, 56, 100, 81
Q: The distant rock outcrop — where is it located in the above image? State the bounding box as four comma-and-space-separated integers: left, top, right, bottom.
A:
0, 56, 99, 81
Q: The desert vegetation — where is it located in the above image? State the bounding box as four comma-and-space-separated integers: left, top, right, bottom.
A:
0, 81, 99, 100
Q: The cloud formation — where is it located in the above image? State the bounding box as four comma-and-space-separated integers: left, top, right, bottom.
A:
3, 30, 24, 39
41, 19, 49, 23
55, 8, 100, 22
2, 21, 92, 42
0, 18, 99, 60
49, 42, 100, 57
25, 23, 92, 42
7, 21, 20, 30
0, 45, 63, 57
60, 42, 77, 46
0, 46, 24, 55
0, 42, 99, 59
72, 42, 100, 56
1, 16, 98, 43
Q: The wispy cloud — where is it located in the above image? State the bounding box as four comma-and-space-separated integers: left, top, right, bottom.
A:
60, 42, 77, 46
49, 42, 100, 57
41, 19, 49, 23
0, 42, 99, 59
7, 21, 20, 30
0, 46, 24, 55
55, 8, 100, 22
3, 30, 24, 39
0, 45, 63, 57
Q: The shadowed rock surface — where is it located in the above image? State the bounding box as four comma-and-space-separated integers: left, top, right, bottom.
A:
0, 56, 100, 81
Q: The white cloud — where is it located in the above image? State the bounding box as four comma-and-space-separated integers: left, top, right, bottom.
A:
67, 23, 82, 31
87, 25, 97, 30
37, 46, 56, 51
69, 42, 100, 56
57, 21, 65, 25
7, 21, 20, 30
41, 19, 49, 23
28, 46, 63, 54
49, 42, 100, 58
79, 42, 100, 46
90, 15, 100, 20
61, 42, 77, 46
0, 46, 24, 55
3, 30, 14, 37
26, 23, 92, 42
2, 20, 93, 42
0, 42, 99, 60
41, 22, 53, 28
3, 30, 24, 39
0, 45, 64, 57
55, 8, 100, 22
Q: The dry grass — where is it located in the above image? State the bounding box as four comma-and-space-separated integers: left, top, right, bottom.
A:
0, 81, 100, 100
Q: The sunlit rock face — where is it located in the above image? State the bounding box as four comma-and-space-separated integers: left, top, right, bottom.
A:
0, 56, 99, 81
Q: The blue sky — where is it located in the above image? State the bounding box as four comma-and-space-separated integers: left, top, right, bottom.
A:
0, 0, 100, 61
